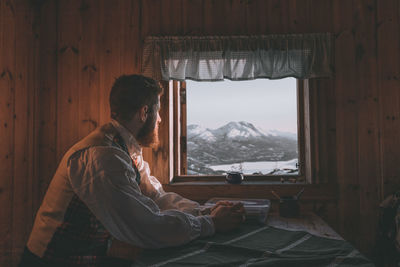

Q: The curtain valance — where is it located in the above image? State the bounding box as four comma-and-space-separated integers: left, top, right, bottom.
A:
142, 33, 333, 81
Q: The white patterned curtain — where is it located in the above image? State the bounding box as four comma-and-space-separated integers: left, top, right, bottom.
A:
142, 33, 333, 81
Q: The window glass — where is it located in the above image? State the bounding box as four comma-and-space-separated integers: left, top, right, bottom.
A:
186, 78, 298, 176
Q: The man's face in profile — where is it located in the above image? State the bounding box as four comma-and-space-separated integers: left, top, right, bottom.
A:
137, 96, 161, 148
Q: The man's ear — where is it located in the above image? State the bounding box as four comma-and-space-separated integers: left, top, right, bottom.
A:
139, 105, 148, 122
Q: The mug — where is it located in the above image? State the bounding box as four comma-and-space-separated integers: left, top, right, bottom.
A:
225, 172, 244, 184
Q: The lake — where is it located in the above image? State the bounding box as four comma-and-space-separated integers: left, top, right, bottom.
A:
209, 159, 298, 175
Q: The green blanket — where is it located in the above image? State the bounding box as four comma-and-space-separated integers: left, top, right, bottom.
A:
133, 223, 374, 267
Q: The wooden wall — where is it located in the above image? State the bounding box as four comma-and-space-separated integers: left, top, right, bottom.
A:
1, 0, 399, 265
0, 0, 40, 265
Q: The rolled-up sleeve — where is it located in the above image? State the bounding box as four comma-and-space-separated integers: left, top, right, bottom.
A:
67, 146, 215, 249
137, 159, 204, 216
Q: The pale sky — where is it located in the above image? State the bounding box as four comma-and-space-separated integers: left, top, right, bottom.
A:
186, 78, 297, 133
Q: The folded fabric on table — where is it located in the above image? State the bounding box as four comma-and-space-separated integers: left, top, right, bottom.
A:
133, 222, 374, 267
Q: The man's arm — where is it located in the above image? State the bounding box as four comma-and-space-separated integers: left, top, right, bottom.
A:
137, 158, 204, 215
67, 146, 214, 249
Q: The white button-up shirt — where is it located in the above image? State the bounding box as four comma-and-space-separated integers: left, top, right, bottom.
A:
67, 120, 215, 248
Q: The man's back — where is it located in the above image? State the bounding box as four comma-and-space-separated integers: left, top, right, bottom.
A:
26, 123, 122, 265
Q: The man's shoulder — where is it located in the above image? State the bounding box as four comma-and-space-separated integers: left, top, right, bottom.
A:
62, 122, 120, 162
67, 145, 132, 167
74, 122, 117, 148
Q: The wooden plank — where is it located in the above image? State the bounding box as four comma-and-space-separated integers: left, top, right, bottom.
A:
78, 0, 100, 137
308, 79, 320, 182
173, 81, 181, 176
297, 80, 307, 180
38, 0, 58, 198
309, 0, 333, 33
98, 0, 122, 125
12, 1, 38, 263
121, 0, 142, 74
287, 0, 309, 33
182, 0, 202, 35
267, 0, 285, 34
278, 0, 290, 33
245, 0, 260, 35
180, 81, 187, 175
333, 0, 361, 248
160, 0, 182, 35
0, 0, 15, 265
377, 0, 400, 197
254, 0, 269, 34
216, 0, 234, 35
165, 1, 180, 34
314, 79, 337, 184
28, 1, 41, 250
308, 78, 334, 184
139, 0, 160, 39
302, 80, 313, 182
353, 0, 381, 255
57, 0, 81, 161
168, 81, 174, 181
223, 0, 246, 35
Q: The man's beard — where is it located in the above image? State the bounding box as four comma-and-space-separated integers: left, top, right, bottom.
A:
136, 113, 159, 148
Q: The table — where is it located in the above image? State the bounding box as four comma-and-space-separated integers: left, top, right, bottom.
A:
130, 212, 374, 266
267, 212, 342, 240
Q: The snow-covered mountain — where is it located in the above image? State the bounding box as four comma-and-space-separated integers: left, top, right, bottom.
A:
188, 121, 297, 141
187, 125, 217, 141
266, 129, 297, 140
186, 121, 298, 175
213, 121, 266, 139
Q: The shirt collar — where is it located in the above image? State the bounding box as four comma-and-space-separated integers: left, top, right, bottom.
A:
110, 119, 142, 159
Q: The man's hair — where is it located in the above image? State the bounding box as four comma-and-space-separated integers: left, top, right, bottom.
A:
109, 74, 163, 122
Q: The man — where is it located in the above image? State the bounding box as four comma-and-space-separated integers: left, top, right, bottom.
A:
20, 75, 245, 266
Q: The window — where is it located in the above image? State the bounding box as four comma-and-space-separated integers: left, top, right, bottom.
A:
171, 79, 308, 183
143, 34, 333, 185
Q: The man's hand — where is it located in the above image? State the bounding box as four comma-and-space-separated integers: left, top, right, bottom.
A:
210, 200, 235, 212
210, 202, 246, 233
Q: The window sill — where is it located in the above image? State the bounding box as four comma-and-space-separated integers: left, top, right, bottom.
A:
168, 180, 306, 185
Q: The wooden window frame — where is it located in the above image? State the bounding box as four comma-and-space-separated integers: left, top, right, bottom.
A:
158, 78, 336, 202
169, 79, 316, 184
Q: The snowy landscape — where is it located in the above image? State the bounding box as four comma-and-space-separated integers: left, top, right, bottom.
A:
187, 121, 298, 175
209, 159, 298, 175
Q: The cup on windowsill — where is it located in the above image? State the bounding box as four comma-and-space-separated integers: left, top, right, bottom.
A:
225, 172, 244, 184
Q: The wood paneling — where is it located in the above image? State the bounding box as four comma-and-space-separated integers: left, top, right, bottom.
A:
353, 0, 381, 254
333, 0, 362, 250
79, 0, 100, 137
377, 0, 400, 198
57, 0, 81, 161
0, 0, 40, 265
99, 0, 122, 124
2, 0, 400, 264
0, 1, 16, 265
38, 0, 58, 203
13, 1, 40, 263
